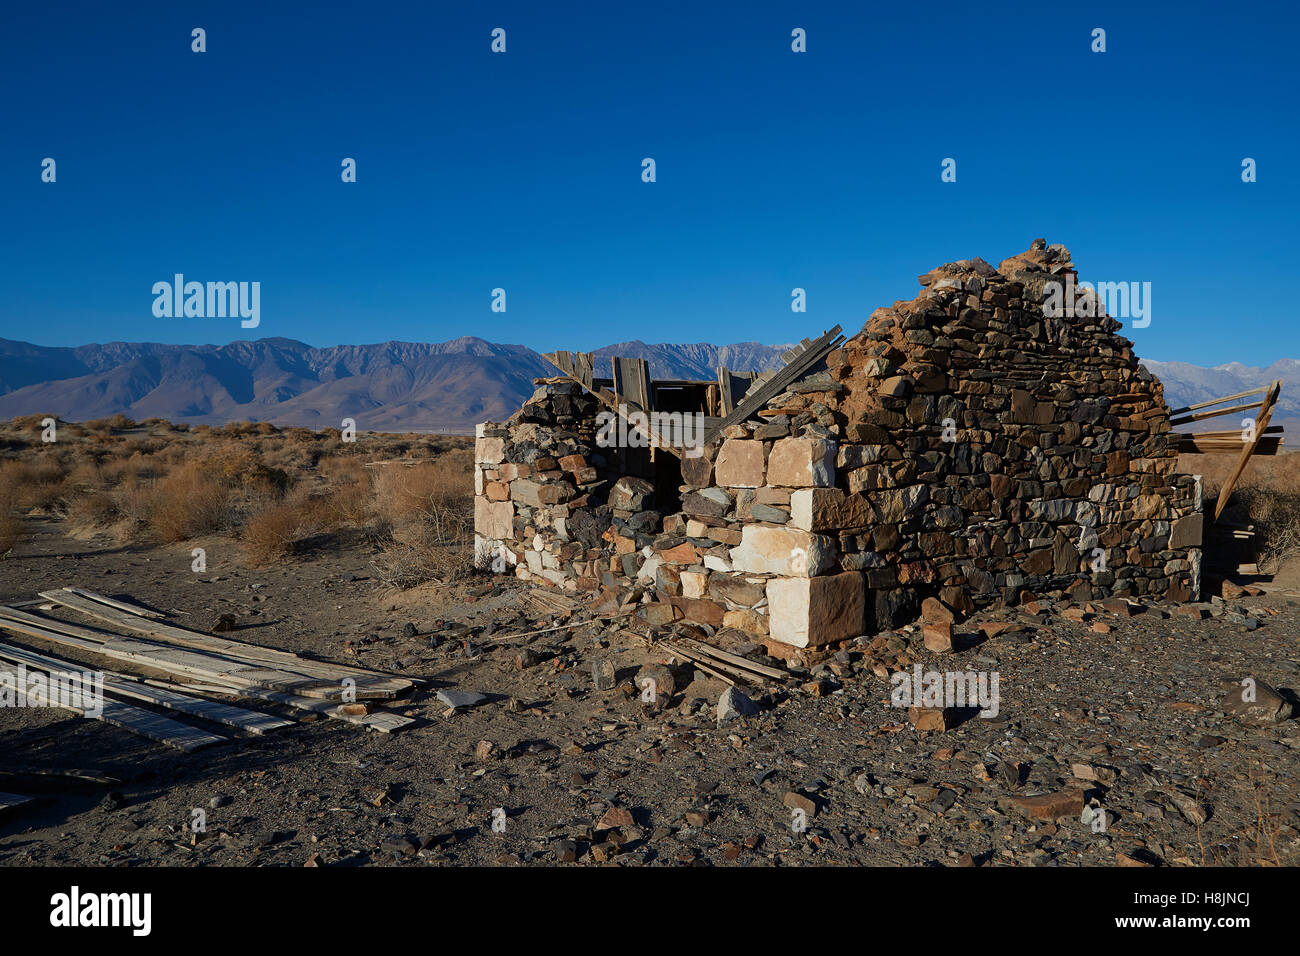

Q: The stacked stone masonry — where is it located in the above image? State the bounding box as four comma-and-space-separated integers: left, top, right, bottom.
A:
474, 240, 1203, 652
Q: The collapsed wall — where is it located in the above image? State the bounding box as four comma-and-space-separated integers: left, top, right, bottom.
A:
474, 240, 1203, 653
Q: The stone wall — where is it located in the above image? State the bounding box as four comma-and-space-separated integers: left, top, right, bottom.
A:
474, 240, 1204, 652
473, 381, 664, 602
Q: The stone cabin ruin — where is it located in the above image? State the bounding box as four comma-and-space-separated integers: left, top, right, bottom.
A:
473, 241, 1205, 655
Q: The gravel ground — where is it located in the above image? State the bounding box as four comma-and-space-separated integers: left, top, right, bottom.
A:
2, 519, 1298, 867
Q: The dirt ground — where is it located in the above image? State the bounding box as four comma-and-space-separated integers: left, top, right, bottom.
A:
1, 515, 1298, 868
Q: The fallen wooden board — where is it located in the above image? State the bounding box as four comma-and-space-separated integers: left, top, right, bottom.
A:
45, 589, 409, 686
0, 770, 118, 793
662, 643, 739, 685
0, 608, 356, 699
0, 641, 292, 735
41, 589, 412, 696
205, 685, 415, 733
0, 619, 406, 734
129, 676, 413, 733
63, 586, 166, 619
673, 636, 788, 680
0, 793, 37, 814
12, 684, 226, 753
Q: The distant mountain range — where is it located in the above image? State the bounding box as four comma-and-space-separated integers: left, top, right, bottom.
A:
0, 337, 787, 433
0, 335, 1292, 436
1143, 359, 1300, 437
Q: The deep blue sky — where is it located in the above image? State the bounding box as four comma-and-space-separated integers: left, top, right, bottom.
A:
2, 0, 1296, 365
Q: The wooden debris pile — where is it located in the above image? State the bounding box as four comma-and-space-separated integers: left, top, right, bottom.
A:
0, 587, 420, 751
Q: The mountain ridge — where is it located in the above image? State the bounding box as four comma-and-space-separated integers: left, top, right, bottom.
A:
0, 336, 789, 433
1, 336, 1294, 436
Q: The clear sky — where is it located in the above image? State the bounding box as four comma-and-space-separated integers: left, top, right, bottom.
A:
2, 0, 1296, 365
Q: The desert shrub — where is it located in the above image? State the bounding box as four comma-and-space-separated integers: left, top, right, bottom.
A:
203, 446, 290, 495
101, 451, 165, 485
9, 413, 51, 431
65, 461, 107, 491
371, 520, 474, 588
1226, 486, 1300, 574
0, 458, 69, 512
241, 497, 322, 564
144, 461, 239, 542
368, 452, 473, 586
85, 414, 135, 432
67, 489, 121, 530
316, 456, 373, 524
0, 486, 21, 554
370, 456, 471, 527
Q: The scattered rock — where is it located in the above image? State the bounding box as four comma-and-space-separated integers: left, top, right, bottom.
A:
592, 658, 616, 691
1006, 790, 1085, 820
783, 791, 817, 817
436, 689, 486, 709
717, 687, 759, 725
1222, 679, 1293, 726
598, 807, 635, 829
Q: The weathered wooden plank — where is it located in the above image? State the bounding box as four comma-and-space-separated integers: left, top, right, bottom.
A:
1178, 437, 1282, 455
12, 683, 226, 752
706, 326, 843, 442
93, 699, 228, 752
1169, 400, 1266, 426
39, 590, 410, 695
717, 367, 735, 416
673, 636, 788, 679
128, 676, 411, 733
63, 586, 166, 619
221, 686, 415, 732
0, 793, 37, 813
1168, 386, 1270, 416
0, 641, 293, 735
1175, 426, 1282, 439
0, 615, 405, 734
612, 357, 650, 412
0, 770, 118, 793
0, 608, 350, 697
1215, 380, 1282, 521
575, 352, 594, 389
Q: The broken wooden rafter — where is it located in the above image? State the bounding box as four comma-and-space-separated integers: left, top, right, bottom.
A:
705, 325, 844, 444
542, 350, 692, 457
1169, 401, 1266, 427
1168, 386, 1270, 417
1213, 379, 1283, 521
1177, 435, 1282, 455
